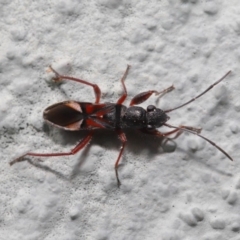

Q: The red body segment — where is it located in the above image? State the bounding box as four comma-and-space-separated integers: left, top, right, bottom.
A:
43, 101, 114, 130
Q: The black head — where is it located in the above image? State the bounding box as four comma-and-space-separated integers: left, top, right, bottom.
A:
146, 105, 169, 128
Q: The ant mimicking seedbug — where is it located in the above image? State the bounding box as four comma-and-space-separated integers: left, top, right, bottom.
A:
10, 65, 232, 187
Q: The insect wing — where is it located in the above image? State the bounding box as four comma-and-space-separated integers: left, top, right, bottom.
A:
43, 101, 84, 131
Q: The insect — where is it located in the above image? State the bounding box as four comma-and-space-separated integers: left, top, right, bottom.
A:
10, 65, 232, 187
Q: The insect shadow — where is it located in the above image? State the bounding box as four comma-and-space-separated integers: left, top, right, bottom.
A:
10, 66, 232, 187
41, 125, 174, 180
28, 123, 232, 183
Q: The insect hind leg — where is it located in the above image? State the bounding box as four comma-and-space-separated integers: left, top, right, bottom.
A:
10, 132, 94, 166
49, 66, 101, 103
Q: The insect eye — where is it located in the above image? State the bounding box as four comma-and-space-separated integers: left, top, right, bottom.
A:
147, 105, 156, 112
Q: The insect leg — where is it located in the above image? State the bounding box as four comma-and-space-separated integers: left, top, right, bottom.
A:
114, 130, 127, 187
140, 126, 201, 137
117, 65, 131, 104
130, 85, 174, 106
49, 66, 101, 103
10, 132, 94, 166
164, 123, 233, 161
140, 126, 201, 147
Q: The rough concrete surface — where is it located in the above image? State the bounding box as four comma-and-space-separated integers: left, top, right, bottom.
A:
1, 0, 240, 239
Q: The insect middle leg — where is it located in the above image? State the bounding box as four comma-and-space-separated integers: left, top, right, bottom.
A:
114, 129, 127, 187
140, 126, 202, 145
10, 132, 94, 166
117, 65, 131, 104
49, 66, 101, 103
129, 85, 174, 106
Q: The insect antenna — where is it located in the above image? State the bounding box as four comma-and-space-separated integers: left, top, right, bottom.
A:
163, 123, 233, 161
164, 71, 231, 113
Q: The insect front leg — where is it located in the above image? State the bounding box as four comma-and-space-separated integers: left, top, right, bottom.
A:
129, 85, 174, 106
140, 126, 201, 146
49, 66, 101, 103
10, 132, 94, 166
140, 128, 180, 138
164, 123, 233, 161
114, 130, 127, 187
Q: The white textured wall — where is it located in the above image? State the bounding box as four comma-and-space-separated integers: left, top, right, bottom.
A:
1, 1, 240, 239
